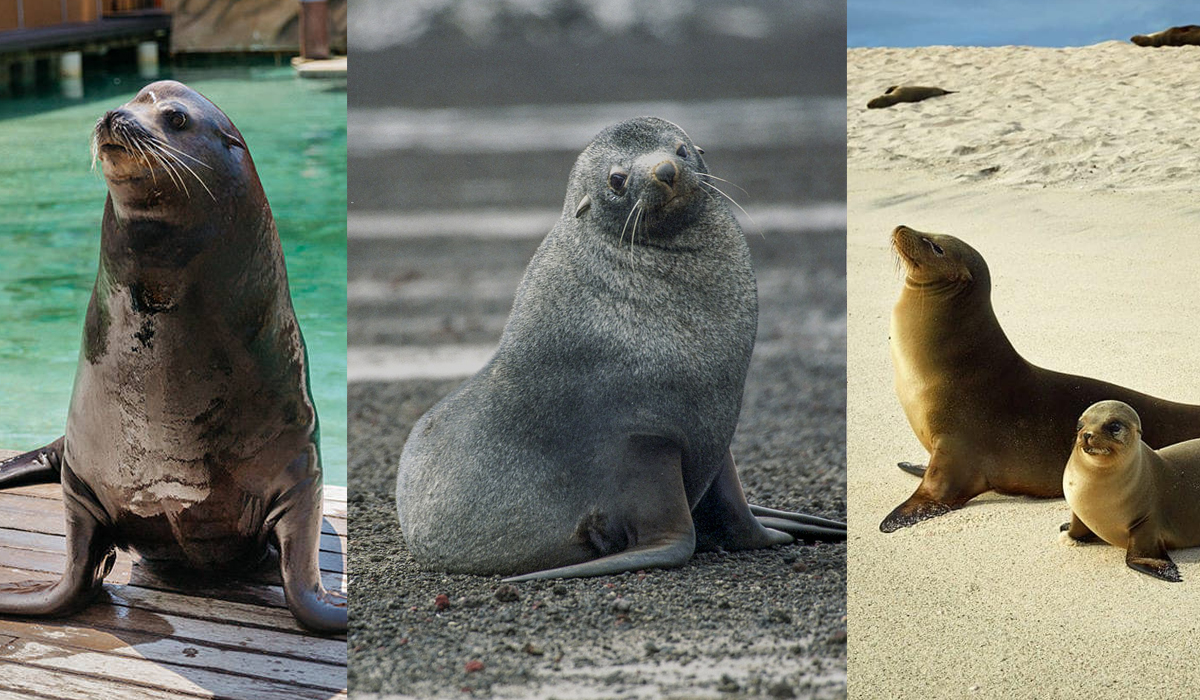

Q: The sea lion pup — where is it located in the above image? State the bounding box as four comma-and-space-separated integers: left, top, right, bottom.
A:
883, 225, 1200, 533
396, 117, 845, 581
866, 86, 955, 109
1063, 401, 1200, 582
0, 81, 346, 632
1130, 25, 1200, 47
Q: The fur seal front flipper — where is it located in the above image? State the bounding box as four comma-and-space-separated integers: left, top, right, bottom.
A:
398, 117, 844, 582
0, 81, 345, 632
883, 226, 1200, 533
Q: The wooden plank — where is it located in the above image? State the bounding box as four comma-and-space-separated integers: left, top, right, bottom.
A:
0, 619, 345, 691
0, 526, 345, 557
0, 639, 338, 700
0, 660, 202, 700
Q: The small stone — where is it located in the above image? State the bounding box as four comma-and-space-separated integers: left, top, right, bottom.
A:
717, 599, 731, 609
523, 642, 544, 656
792, 561, 807, 573
613, 598, 632, 613
434, 594, 450, 611
829, 629, 848, 644
767, 609, 792, 624
553, 584, 569, 596
644, 642, 659, 656
464, 659, 485, 673
768, 680, 796, 698
494, 584, 520, 602
717, 674, 740, 693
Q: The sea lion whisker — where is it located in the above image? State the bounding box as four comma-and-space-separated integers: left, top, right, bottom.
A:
147, 143, 189, 195
148, 136, 213, 169
700, 180, 763, 239
154, 145, 216, 201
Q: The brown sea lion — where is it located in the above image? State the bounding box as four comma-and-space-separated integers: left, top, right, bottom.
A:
867, 85, 955, 109
396, 117, 845, 581
882, 225, 1200, 532
0, 81, 346, 632
1063, 401, 1200, 582
1130, 25, 1200, 47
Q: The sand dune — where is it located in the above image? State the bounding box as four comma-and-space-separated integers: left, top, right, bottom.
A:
848, 43, 1200, 700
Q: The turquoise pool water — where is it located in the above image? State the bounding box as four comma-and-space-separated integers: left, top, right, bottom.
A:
0, 65, 348, 486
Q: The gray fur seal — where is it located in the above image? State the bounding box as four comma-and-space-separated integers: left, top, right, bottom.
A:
867, 86, 955, 109
396, 117, 845, 581
1130, 26, 1200, 47
883, 225, 1200, 533
1063, 401, 1200, 582
0, 81, 346, 632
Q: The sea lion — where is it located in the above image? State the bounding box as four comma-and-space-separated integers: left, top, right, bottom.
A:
1130, 25, 1200, 47
0, 81, 346, 632
396, 117, 845, 581
883, 225, 1200, 532
866, 86, 955, 109
1062, 401, 1200, 582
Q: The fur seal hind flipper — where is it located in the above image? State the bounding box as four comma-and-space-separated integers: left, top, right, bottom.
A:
0, 436, 65, 488
0, 465, 115, 616
502, 530, 696, 582
748, 504, 846, 532
896, 461, 927, 478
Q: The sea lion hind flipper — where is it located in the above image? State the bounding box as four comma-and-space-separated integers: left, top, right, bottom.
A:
748, 504, 845, 531
0, 436, 65, 489
270, 451, 348, 633
502, 529, 696, 582
0, 466, 114, 615
896, 461, 927, 478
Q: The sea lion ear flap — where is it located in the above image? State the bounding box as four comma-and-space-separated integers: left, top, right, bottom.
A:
221, 129, 247, 151
574, 194, 591, 218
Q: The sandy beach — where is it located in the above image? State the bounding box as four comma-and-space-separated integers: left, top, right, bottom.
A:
847, 44, 1200, 698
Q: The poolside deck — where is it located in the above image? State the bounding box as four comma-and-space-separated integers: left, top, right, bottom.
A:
0, 451, 347, 699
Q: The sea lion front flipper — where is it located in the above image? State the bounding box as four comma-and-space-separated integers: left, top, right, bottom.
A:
270, 450, 348, 633
1125, 518, 1180, 582
0, 465, 114, 616
896, 461, 927, 478
0, 436, 65, 489
879, 448, 987, 533
502, 529, 696, 582
1060, 513, 1100, 543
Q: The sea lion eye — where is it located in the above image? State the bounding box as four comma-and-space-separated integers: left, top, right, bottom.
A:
166, 110, 187, 130
924, 238, 945, 256
608, 170, 628, 192
676, 144, 689, 158
1105, 421, 1122, 435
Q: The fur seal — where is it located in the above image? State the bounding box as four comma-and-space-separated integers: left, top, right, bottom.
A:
866, 86, 955, 109
1130, 25, 1200, 47
883, 225, 1200, 533
0, 81, 346, 632
396, 117, 845, 581
1062, 401, 1200, 582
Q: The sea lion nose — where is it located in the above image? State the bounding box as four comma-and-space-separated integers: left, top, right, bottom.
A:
652, 160, 677, 189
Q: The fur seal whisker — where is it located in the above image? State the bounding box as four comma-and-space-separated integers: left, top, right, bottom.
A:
700, 180, 763, 239
697, 172, 750, 198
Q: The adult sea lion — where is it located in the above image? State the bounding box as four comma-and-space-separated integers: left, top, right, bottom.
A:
0, 81, 346, 632
1130, 25, 1200, 47
396, 117, 845, 581
1062, 401, 1200, 582
883, 225, 1200, 532
866, 86, 955, 109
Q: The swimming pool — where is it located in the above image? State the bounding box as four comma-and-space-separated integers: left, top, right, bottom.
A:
0, 64, 348, 485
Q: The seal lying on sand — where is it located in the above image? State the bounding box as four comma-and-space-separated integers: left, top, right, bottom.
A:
0, 81, 346, 632
1063, 401, 1200, 582
883, 225, 1200, 533
396, 117, 845, 581
1131, 26, 1200, 47
867, 86, 955, 109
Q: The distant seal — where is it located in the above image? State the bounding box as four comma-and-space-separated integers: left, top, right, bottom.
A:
0, 81, 346, 632
867, 86, 955, 109
396, 117, 845, 580
883, 225, 1200, 532
1131, 25, 1200, 47
1063, 401, 1200, 582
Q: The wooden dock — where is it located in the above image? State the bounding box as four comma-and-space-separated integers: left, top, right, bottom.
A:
0, 451, 347, 699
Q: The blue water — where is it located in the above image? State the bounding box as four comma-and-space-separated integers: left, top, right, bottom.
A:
849, 0, 1198, 47
0, 65, 348, 485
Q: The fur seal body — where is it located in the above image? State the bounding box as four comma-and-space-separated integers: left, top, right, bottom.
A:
396, 117, 844, 581
0, 81, 346, 632
1131, 25, 1200, 47
1063, 401, 1200, 582
867, 86, 955, 109
883, 225, 1200, 532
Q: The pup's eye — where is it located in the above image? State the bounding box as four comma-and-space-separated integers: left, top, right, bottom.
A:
1105, 421, 1122, 435
1076, 421, 1084, 432
166, 110, 187, 130
676, 144, 689, 158
608, 171, 628, 191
